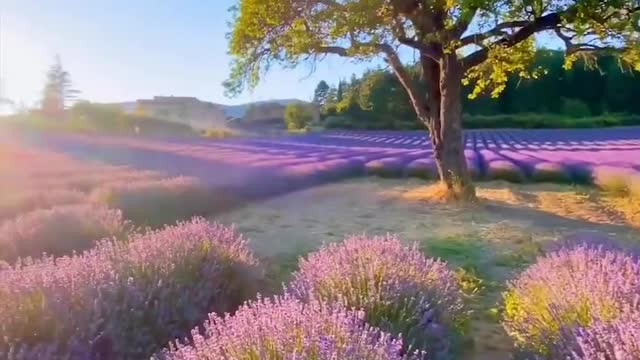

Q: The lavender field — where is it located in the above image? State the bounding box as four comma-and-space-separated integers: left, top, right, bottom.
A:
22, 127, 640, 202
1, 128, 640, 360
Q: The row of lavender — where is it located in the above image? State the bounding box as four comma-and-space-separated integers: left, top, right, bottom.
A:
23, 128, 640, 197
2, 216, 637, 359
0, 142, 222, 262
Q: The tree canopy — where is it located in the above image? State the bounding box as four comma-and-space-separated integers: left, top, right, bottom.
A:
226, 0, 640, 100
284, 102, 315, 130
41, 55, 79, 118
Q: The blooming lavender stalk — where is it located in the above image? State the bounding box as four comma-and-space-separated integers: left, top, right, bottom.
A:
502, 244, 640, 355
288, 235, 465, 359
0, 217, 261, 359
156, 294, 424, 360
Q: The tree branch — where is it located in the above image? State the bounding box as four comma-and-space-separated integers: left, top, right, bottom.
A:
462, 10, 572, 70
459, 20, 531, 47
450, 6, 479, 39
397, 36, 440, 60
315, 46, 350, 56
377, 43, 432, 127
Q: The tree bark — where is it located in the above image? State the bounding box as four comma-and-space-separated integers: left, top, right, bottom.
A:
434, 54, 475, 200
384, 47, 475, 201
419, 54, 475, 200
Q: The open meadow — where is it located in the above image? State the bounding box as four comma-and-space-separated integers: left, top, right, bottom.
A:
1, 128, 639, 359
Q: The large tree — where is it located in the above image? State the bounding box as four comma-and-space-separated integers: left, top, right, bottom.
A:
313, 80, 331, 106
225, 0, 640, 200
42, 55, 79, 119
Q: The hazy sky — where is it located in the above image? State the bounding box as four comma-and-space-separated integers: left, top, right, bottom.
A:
1, 0, 386, 107
1, 1, 561, 109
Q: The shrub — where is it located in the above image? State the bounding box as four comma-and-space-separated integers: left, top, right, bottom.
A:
0, 204, 128, 262
288, 235, 466, 358
502, 244, 640, 355
550, 310, 640, 360
0, 218, 262, 359
323, 115, 356, 129
90, 176, 212, 227
561, 98, 592, 118
202, 127, 238, 138
156, 295, 423, 360
462, 113, 640, 129
284, 102, 314, 130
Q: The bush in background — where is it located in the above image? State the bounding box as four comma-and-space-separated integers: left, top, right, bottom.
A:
561, 98, 592, 118
289, 235, 466, 358
202, 127, 239, 138
157, 295, 423, 360
90, 177, 213, 227
463, 113, 640, 129
0, 204, 128, 263
0, 218, 262, 359
284, 102, 314, 130
502, 244, 640, 355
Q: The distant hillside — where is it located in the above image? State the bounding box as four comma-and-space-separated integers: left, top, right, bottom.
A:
219, 99, 309, 119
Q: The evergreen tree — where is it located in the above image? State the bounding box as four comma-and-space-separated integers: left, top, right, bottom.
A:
41, 55, 79, 118
312, 80, 330, 107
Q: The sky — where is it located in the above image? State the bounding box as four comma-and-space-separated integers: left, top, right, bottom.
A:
0, 0, 385, 108
1, 1, 562, 110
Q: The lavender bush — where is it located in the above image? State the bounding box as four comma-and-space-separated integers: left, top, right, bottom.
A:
0, 204, 128, 262
0, 218, 262, 359
90, 176, 213, 227
156, 294, 424, 360
547, 310, 640, 360
502, 244, 640, 355
288, 235, 466, 359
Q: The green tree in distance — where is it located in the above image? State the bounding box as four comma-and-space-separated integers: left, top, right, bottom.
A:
313, 80, 331, 107
285, 102, 314, 130
41, 55, 79, 119
225, 0, 640, 200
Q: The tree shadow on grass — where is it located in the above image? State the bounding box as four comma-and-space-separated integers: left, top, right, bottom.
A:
481, 199, 636, 237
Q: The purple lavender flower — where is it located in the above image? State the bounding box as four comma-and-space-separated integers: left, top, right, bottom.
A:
502, 244, 640, 355
549, 310, 640, 360
0, 217, 261, 359
156, 294, 424, 360
288, 235, 465, 358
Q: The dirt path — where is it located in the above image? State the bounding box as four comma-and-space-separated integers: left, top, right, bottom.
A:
214, 178, 639, 360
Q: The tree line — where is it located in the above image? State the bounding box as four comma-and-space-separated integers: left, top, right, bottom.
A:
313, 50, 640, 130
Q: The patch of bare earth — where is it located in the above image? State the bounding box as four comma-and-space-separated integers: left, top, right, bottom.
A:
214, 178, 640, 360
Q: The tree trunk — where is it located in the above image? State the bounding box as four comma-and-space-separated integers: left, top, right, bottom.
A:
383, 48, 475, 201
425, 54, 476, 200
435, 55, 475, 200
